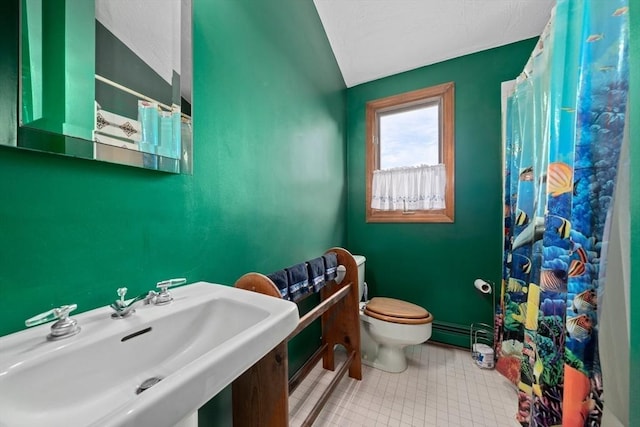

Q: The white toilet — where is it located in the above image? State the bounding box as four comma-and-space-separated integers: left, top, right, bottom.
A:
355, 255, 433, 373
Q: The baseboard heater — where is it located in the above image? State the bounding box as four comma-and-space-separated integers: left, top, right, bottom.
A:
431, 320, 473, 348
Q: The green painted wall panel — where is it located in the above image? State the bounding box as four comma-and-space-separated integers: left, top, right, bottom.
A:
1, 0, 344, 424
1, 0, 18, 147
346, 39, 538, 345
629, 1, 639, 425
21, 0, 95, 140
62, 0, 95, 140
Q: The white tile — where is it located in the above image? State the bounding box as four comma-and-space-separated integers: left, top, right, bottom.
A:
288, 343, 519, 426
390, 409, 403, 422
387, 417, 402, 427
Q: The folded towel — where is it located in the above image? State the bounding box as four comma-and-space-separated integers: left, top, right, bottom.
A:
286, 263, 309, 302
267, 269, 290, 300
323, 252, 338, 281
306, 257, 326, 293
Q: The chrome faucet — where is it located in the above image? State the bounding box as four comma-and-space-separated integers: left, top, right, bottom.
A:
110, 288, 158, 319
110, 278, 187, 318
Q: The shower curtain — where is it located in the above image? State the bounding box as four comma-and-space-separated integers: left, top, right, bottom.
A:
496, 1, 629, 426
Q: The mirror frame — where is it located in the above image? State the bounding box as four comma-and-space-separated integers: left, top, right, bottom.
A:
12, 0, 192, 174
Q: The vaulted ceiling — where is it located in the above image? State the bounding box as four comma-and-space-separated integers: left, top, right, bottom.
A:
313, 0, 555, 87
99, 1, 555, 95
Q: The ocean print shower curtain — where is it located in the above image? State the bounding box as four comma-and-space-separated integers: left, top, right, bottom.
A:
496, 1, 629, 426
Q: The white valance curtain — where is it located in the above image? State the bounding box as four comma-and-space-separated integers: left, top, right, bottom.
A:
371, 164, 446, 211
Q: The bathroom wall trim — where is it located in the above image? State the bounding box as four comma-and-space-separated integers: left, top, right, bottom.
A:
430, 320, 471, 349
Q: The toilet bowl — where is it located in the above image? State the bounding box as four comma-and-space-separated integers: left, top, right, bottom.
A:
354, 255, 433, 373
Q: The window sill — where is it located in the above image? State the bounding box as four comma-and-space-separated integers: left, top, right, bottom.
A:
366, 208, 454, 223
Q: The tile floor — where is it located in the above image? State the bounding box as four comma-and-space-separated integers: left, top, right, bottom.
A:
289, 343, 520, 427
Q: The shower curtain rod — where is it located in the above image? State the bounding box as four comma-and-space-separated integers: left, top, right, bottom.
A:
95, 74, 191, 121
517, 6, 556, 84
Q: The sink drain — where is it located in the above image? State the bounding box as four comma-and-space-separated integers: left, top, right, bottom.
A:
136, 377, 163, 394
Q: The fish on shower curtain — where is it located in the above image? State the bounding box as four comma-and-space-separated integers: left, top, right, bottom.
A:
496, 1, 629, 426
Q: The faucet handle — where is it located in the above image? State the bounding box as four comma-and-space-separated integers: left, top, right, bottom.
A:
155, 278, 186, 305
26, 304, 78, 327
116, 287, 128, 304
25, 304, 80, 340
156, 278, 187, 290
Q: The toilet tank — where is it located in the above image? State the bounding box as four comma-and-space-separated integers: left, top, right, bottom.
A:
353, 255, 366, 301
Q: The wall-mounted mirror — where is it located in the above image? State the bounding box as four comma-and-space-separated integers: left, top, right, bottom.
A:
15, 0, 192, 174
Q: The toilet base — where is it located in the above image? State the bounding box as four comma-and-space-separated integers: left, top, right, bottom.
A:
361, 344, 408, 373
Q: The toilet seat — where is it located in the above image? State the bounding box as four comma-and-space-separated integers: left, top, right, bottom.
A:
363, 297, 433, 325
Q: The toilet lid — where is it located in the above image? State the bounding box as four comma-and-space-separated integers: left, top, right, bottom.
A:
364, 297, 433, 325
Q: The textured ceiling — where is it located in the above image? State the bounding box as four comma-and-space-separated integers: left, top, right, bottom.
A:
313, 0, 555, 87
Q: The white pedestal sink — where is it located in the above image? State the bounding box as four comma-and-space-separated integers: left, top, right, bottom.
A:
0, 282, 298, 427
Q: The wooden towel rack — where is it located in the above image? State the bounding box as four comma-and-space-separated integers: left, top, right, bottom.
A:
231, 247, 362, 427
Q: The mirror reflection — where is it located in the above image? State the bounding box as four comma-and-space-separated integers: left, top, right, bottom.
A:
18, 0, 192, 173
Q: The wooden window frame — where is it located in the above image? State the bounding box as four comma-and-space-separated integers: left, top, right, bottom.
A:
365, 82, 455, 223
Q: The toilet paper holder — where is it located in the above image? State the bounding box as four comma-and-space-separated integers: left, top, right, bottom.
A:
470, 322, 494, 369
473, 278, 492, 294
470, 278, 495, 368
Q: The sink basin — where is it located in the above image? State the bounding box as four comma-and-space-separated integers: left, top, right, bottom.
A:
0, 281, 298, 427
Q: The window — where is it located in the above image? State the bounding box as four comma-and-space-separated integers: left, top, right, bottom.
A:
365, 82, 455, 223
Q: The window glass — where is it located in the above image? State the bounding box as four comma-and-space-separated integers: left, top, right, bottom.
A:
379, 103, 439, 169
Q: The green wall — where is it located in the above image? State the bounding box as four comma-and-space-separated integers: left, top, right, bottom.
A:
346, 39, 538, 347
1, 0, 345, 424
629, 1, 639, 425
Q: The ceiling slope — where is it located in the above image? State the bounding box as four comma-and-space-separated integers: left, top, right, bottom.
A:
313, 0, 555, 87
